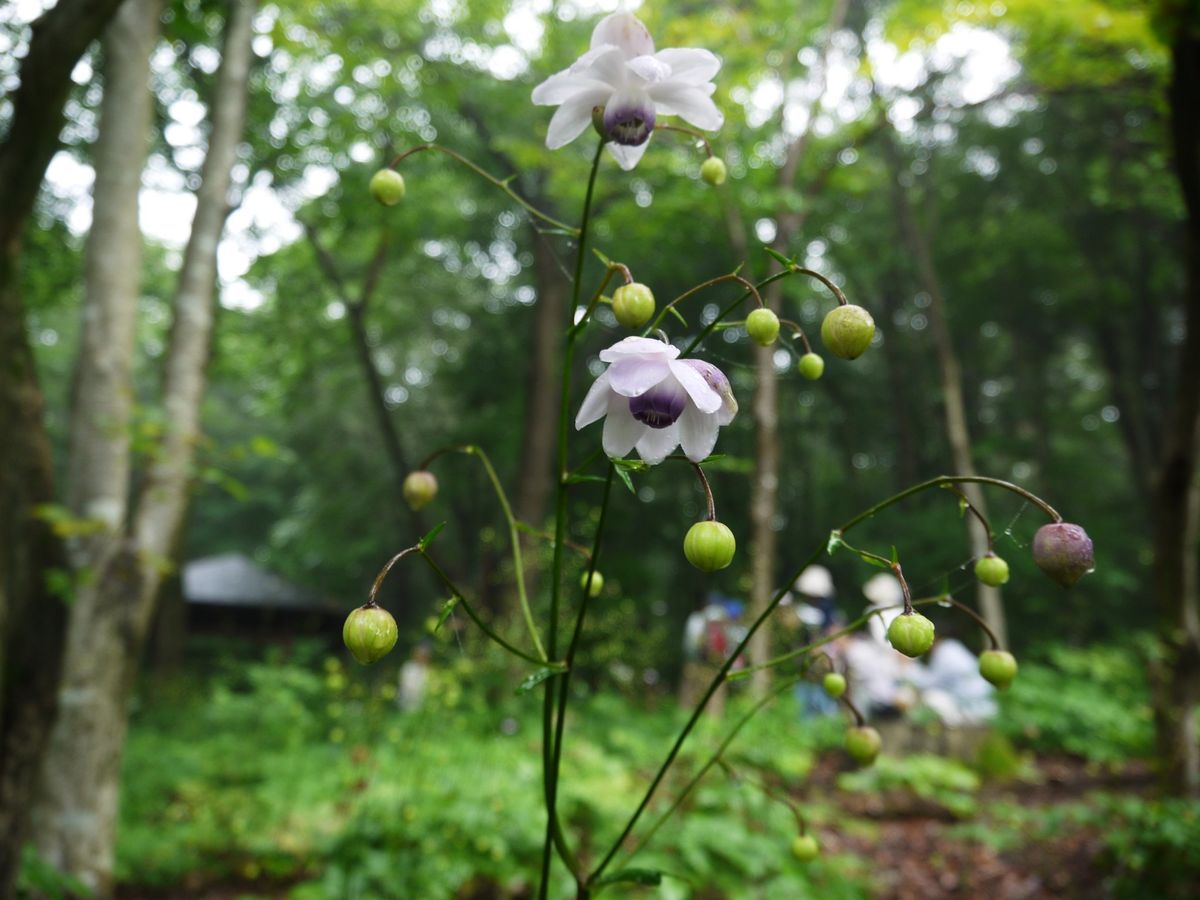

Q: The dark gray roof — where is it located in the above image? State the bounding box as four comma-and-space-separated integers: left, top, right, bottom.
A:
182, 554, 338, 611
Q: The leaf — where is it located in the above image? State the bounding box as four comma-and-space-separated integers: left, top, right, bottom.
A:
594, 868, 663, 889
891, 545, 900, 565
434, 597, 458, 633
591, 248, 613, 266
418, 522, 447, 550
856, 551, 891, 570
613, 464, 636, 495
666, 305, 688, 327
565, 473, 610, 485
827, 530, 843, 555
515, 665, 566, 695
763, 246, 796, 267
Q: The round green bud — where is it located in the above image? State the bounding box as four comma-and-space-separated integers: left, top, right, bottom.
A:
700, 156, 727, 186
343, 605, 399, 665
746, 308, 781, 346
402, 470, 438, 511
979, 650, 1018, 689
1031, 522, 1094, 588
886, 611, 936, 658
683, 520, 736, 572
591, 105, 607, 140
791, 834, 819, 862
612, 283, 656, 329
580, 570, 604, 597
820, 304, 875, 360
845, 725, 882, 766
797, 352, 825, 380
822, 672, 847, 699
369, 169, 406, 206
974, 554, 1010, 587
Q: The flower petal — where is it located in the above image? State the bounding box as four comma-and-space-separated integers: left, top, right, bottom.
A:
545, 86, 612, 149
678, 359, 737, 424
648, 82, 724, 131
635, 421, 680, 465
602, 396, 643, 458
608, 358, 670, 398
654, 48, 721, 85
532, 68, 595, 105
575, 371, 612, 429
669, 359, 722, 414
677, 404, 720, 462
607, 138, 652, 170
572, 45, 630, 89
590, 12, 655, 58
599, 336, 679, 364
626, 55, 671, 85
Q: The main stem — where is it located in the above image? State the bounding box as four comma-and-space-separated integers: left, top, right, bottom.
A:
539, 139, 606, 898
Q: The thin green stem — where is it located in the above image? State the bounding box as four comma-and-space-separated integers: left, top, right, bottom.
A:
388, 144, 578, 235
646, 271, 765, 333
418, 550, 553, 668
540, 138, 606, 899
467, 445, 547, 661
680, 269, 796, 357
590, 473, 1060, 882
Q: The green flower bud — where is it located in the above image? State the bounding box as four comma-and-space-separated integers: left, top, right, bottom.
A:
402, 470, 438, 511
845, 725, 882, 765
974, 553, 1010, 587
683, 520, 736, 572
979, 650, 1018, 689
612, 283, 656, 329
797, 352, 825, 380
343, 604, 399, 665
822, 672, 847, 699
700, 156, 727, 186
820, 304, 875, 360
580, 570, 604, 597
369, 169, 406, 206
886, 611, 935, 658
746, 308, 781, 346
791, 834, 819, 862
1032, 522, 1094, 588
591, 105, 608, 140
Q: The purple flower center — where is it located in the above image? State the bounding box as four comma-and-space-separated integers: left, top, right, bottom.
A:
630, 383, 685, 428
604, 100, 656, 146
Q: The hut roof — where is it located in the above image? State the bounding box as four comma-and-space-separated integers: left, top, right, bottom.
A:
182, 554, 338, 612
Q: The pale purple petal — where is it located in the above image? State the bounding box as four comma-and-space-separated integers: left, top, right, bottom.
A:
636, 421, 680, 465
677, 404, 720, 462
545, 87, 612, 149
590, 12, 655, 58
607, 138, 652, 171
599, 336, 679, 364
608, 358, 670, 397
679, 359, 738, 424
602, 396, 643, 458
653, 48, 721, 85
668, 359, 722, 414
575, 371, 612, 429
648, 82, 724, 130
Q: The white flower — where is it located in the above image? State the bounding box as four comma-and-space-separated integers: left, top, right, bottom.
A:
531, 11, 724, 171
575, 337, 738, 465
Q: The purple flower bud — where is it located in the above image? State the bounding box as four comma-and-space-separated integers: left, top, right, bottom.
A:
1032, 522, 1094, 588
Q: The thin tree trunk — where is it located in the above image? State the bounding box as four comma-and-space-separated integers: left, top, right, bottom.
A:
747, 0, 851, 696
32, 2, 255, 891
878, 121, 1009, 650
1152, 27, 1200, 795
0, 1, 126, 893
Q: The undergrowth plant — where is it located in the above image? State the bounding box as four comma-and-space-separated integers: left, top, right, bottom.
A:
340, 10, 1094, 897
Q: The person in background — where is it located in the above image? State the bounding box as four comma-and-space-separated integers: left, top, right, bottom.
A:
398, 641, 432, 712
905, 628, 997, 725
679, 593, 731, 715
791, 566, 841, 717
862, 571, 905, 644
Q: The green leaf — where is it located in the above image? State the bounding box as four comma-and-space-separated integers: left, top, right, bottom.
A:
592, 248, 613, 266
827, 530, 843, 555
515, 665, 566, 695
856, 551, 891, 570
891, 545, 900, 564
666, 305, 688, 326
434, 597, 458, 633
613, 465, 636, 495
418, 521, 447, 550
763, 246, 796, 267
564, 473, 610, 485
594, 868, 663, 889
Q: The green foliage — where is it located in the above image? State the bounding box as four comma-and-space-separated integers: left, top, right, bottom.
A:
1101, 796, 1200, 899
837, 754, 980, 819
993, 642, 1154, 762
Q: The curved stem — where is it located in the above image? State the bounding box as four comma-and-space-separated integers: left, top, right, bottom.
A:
647, 272, 764, 333
388, 144, 578, 234
942, 595, 1002, 650
841, 694, 867, 728
790, 265, 849, 307
680, 268, 796, 357
717, 758, 808, 835
689, 461, 716, 521
367, 546, 420, 604
653, 122, 713, 155
944, 484, 995, 553
418, 550, 552, 667
781, 318, 813, 355
539, 138, 606, 899
590, 474, 1060, 883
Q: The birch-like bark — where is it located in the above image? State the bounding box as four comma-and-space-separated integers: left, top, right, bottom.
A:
0, 0, 125, 893
32, 2, 255, 892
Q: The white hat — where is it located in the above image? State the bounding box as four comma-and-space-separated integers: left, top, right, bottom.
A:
862, 572, 903, 606
795, 565, 834, 598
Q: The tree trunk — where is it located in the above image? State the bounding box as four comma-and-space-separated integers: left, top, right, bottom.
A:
31, 1, 255, 892
0, 0, 126, 894
1152, 25, 1200, 796
879, 122, 1009, 650
746, 0, 851, 696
